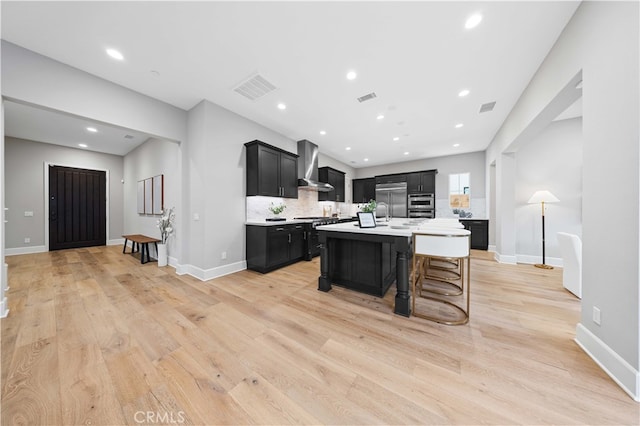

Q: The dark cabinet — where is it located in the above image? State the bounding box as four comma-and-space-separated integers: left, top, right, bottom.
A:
407, 171, 436, 194
318, 167, 345, 202
246, 224, 306, 273
245, 140, 298, 198
460, 219, 489, 250
352, 178, 376, 204
375, 173, 407, 184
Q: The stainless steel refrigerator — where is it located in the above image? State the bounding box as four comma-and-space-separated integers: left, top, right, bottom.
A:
375, 182, 408, 218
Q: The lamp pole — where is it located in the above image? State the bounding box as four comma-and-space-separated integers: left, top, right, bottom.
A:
536, 200, 554, 269
528, 190, 558, 270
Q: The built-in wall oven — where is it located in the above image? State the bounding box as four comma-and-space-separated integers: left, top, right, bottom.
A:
408, 193, 435, 218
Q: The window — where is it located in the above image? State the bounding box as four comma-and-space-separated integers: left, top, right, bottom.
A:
449, 173, 470, 208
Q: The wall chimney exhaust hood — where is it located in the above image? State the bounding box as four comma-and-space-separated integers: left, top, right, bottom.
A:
297, 139, 334, 192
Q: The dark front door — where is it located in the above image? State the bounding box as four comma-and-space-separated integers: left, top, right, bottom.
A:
49, 165, 106, 251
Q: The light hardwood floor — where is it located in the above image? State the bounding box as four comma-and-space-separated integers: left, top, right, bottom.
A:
2, 246, 638, 425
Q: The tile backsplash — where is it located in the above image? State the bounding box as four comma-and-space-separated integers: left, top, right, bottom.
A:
435, 197, 486, 219
246, 191, 356, 220
247, 193, 486, 220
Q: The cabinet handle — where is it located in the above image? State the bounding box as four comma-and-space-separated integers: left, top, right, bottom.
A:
276, 227, 285, 231
288, 234, 291, 243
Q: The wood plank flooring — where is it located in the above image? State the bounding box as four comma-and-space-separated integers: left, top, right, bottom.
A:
2, 246, 638, 425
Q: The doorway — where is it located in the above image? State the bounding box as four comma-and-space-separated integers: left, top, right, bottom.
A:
48, 165, 106, 250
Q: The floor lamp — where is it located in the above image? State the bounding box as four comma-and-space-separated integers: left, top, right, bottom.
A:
528, 190, 559, 269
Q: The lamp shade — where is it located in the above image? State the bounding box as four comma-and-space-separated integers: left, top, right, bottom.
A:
528, 190, 559, 204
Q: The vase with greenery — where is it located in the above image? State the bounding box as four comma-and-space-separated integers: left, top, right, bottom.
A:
360, 199, 376, 213
268, 202, 286, 218
156, 207, 175, 267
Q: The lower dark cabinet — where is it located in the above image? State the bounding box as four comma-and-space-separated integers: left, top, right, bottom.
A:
246, 224, 306, 273
460, 219, 489, 250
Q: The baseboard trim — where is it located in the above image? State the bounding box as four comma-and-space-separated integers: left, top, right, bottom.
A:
107, 238, 125, 246
575, 323, 640, 401
517, 254, 563, 268
5, 245, 47, 256
0, 297, 8, 318
175, 260, 247, 281
488, 244, 496, 252
493, 251, 517, 264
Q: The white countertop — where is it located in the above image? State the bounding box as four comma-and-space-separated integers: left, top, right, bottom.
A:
245, 216, 356, 226
245, 219, 312, 226
316, 218, 471, 237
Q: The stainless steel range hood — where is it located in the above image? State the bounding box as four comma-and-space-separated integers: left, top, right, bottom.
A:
297, 140, 334, 192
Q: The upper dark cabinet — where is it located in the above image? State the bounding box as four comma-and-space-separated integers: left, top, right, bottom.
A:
407, 171, 437, 194
375, 173, 407, 184
318, 167, 345, 202
352, 178, 376, 204
245, 140, 298, 198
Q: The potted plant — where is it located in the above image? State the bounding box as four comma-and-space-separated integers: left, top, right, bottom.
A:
360, 199, 376, 213
156, 207, 175, 267
268, 202, 286, 220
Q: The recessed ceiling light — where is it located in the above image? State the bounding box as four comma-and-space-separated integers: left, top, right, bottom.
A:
277, 103, 286, 110
320, 130, 326, 135
458, 89, 470, 97
346, 70, 357, 80
465, 13, 483, 29
78, 143, 88, 148
404, 152, 410, 155
106, 48, 124, 61
86, 127, 97, 133
393, 137, 400, 141
377, 114, 385, 120
364, 158, 369, 162
453, 143, 460, 147
455, 123, 464, 128
345, 147, 351, 151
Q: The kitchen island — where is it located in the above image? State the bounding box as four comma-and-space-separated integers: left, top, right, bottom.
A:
316, 219, 420, 317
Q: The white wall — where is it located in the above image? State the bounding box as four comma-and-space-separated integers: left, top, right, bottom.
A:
515, 117, 582, 265
181, 100, 297, 279
1, 100, 7, 317
123, 138, 181, 262
4, 137, 124, 253
485, 2, 639, 400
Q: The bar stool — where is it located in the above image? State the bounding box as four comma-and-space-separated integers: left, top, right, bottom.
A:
418, 219, 465, 295
412, 228, 471, 325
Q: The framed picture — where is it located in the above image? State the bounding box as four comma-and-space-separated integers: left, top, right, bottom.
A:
357, 211, 376, 228
152, 174, 164, 214
137, 180, 145, 214
144, 178, 152, 214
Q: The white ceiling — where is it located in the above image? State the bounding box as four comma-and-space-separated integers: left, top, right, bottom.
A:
4, 101, 151, 156
1, 1, 580, 166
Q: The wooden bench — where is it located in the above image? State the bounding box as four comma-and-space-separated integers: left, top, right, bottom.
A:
122, 234, 161, 264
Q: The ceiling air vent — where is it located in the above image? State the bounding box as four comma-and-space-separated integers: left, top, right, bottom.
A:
357, 92, 377, 103
233, 73, 277, 101
479, 101, 496, 113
